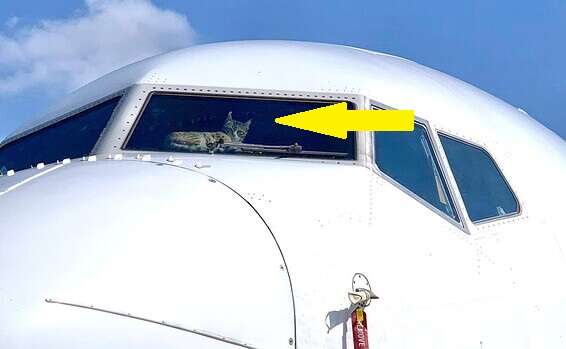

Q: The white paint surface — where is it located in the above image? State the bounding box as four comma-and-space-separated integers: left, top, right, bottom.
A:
1, 41, 565, 348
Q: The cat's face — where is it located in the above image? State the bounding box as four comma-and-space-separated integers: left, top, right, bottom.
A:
222, 112, 252, 142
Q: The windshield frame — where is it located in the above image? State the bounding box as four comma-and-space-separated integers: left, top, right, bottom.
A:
369, 101, 468, 233
437, 131, 521, 226
0, 90, 126, 150
121, 87, 364, 161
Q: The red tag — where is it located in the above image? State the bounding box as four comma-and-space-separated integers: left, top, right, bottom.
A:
351, 307, 369, 349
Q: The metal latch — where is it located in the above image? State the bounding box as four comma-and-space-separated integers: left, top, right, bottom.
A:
348, 272, 379, 308
348, 273, 378, 349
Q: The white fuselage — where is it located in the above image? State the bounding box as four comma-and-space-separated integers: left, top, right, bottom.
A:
1, 41, 565, 349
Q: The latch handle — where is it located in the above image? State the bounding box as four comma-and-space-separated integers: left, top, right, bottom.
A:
349, 273, 379, 308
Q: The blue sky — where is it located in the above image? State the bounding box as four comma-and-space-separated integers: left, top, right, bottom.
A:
0, 0, 564, 139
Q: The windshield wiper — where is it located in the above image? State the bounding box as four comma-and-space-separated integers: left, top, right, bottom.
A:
219, 142, 349, 158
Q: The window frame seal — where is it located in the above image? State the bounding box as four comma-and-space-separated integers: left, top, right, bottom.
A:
436, 131, 522, 225
369, 103, 467, 233
119, 86, 366, 163
0, 90, 126, 152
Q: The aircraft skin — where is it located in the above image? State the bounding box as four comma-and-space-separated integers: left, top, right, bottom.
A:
0, 41, 565, 349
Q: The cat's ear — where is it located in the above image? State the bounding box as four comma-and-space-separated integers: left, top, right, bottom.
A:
226, 111, 233, 121
245, 119, 252, 127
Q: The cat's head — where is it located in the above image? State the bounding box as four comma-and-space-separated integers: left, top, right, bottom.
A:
222, 111, 252, 142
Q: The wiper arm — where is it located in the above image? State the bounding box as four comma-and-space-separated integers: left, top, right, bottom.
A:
223, 142, 303, 153
220, 142, 348, 158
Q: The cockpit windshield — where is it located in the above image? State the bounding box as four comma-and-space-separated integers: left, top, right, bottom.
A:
125, 94, 356, 159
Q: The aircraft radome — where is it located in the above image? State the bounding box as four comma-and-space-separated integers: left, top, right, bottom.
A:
1, 41, 565, 349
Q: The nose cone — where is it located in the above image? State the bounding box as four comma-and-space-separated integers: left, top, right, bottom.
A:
0, 160, 294, 349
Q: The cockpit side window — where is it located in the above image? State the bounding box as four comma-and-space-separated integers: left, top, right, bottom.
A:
0, 97, 120, 174
124, 94, 356, 160
374, 123, 460, 223
439, 134, 519, 222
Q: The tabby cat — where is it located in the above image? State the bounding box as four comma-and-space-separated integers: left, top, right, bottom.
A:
165, 112, 252, 152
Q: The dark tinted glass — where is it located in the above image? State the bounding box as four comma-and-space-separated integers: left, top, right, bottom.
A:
126, 94, 356, 159
374, 124, 459, 222
439, 135, 518, 222
0, 97, 120, 174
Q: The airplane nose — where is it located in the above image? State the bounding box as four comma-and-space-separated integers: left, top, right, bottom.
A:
0, 159, 295, 349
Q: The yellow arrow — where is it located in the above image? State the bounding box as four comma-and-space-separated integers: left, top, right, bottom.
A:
275, 102, 414, 139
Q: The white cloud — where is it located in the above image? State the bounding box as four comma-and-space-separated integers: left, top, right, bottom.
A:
4, 16, 20, 29
0, 0, 195, 95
